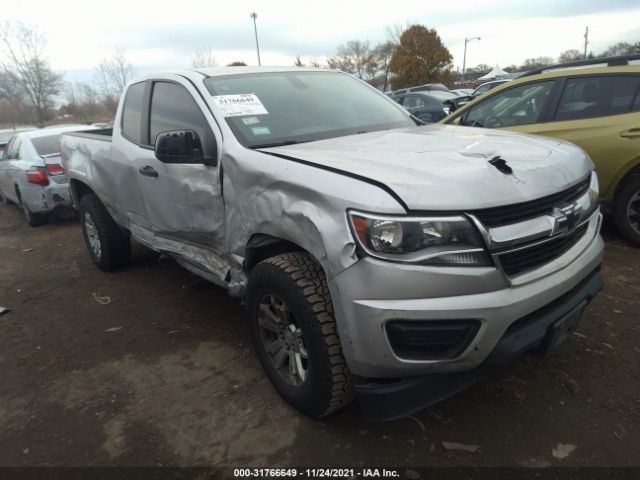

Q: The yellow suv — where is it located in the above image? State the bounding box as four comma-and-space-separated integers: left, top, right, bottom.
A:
442, 55, 640, 246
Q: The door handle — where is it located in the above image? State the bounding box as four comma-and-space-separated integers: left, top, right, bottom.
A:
138, 165, 158, 177
620, 128, 640, 138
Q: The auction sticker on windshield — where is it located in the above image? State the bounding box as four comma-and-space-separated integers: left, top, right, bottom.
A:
212, 94, 269, 117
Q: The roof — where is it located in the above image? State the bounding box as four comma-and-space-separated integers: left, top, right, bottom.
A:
130, 66, 335, 84
517, 53, 640, 78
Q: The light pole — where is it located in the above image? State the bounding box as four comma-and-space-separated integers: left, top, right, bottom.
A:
462, 36, 481, 81
250, 12, 261, 66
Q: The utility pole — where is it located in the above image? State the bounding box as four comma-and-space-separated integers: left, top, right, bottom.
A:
462, 37, 481, 82
583, 26, 589, 59
250, 12, 261, 66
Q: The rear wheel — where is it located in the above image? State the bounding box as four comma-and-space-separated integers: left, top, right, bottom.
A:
22, 202, 47, 227
614, 177, 640, 247
79, 194, 131, 270
246, 252, 354, 417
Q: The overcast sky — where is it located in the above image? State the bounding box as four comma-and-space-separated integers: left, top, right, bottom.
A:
7, 0, 640, 82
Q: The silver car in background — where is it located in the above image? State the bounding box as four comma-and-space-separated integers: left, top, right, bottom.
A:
0, 127, 37, 159
0, 125, 94, 226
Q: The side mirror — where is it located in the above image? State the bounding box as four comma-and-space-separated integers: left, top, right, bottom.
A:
154, 130, 209, 164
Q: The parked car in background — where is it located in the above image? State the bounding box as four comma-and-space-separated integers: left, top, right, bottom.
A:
451, 88, 474, 96
0, 127, 37, 159
62, 67, 602, 420
441, 54, 640, 245
0, 125, 95, 226
472, 79, 511, 97
390, 83, 450, 98
394, 90, 464, 122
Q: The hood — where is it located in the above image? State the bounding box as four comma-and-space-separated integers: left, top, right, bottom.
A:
261, 124, 593, 211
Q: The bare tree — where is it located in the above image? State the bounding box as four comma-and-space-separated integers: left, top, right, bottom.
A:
372, 41, 396, 91
600, 42, 640, 57
63, 81, 102, 123
558, 49, 582, 63
191, 47, 217, 68
327, 40, 376, 80
294, 55, 304, 67
386, 22, 411, 46
0, 21, 62, 125
94, 48, 136, 98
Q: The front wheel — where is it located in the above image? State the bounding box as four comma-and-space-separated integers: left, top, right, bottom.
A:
79, 194, 131, 270
246, 252, 354, 417
614, 177, 640, 247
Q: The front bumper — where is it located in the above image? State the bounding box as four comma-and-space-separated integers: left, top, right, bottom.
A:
329, 213, 603, 378
355, 268, 602, 421
21, 182, 72, 213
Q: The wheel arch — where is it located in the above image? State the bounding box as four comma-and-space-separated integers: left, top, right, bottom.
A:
609, 158, 640, 207
244, 233, 310, 273
69, 179, 96, 207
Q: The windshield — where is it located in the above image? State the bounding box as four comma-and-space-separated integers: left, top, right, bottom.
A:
31, 134, 62, 156
203, 71, 414, 148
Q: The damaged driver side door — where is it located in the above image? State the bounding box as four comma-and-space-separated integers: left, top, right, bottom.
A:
134, 78, 227, 284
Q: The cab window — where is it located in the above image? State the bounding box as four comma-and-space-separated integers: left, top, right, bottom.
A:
554, 75, 640, 121
149, 82, 216, 159
461, 81, 554, 128
121, 82, 146, 144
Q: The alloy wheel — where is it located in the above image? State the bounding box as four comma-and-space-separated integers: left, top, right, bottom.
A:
84, 211, 102, 259
627, 191, 640, 236
257, 292, 309, 386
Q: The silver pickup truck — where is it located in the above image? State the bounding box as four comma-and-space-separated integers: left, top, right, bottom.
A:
61, 67, 604, 421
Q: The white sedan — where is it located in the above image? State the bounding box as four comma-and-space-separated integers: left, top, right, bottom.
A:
0, 125, 95, 226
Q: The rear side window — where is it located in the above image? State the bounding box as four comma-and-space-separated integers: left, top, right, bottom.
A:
402, 96, 425, 108
31, 134, 62, 156
121, 82, 146, 143
554, 75, 640, 121
7, 137, 22, 159
149, 82, 216, 158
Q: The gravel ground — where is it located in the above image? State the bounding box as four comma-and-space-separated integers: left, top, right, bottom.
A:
0, 201, 638, 467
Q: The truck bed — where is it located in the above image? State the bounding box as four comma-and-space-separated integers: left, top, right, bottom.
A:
63, 128, 113, 142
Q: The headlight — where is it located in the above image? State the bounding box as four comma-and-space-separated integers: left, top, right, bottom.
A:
348, 211, 490, 266
589, 170, 599, 206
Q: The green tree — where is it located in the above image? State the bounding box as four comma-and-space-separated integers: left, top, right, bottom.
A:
388, 25, 452, 90
294, 55, 304, 67
227, 61, 247, 66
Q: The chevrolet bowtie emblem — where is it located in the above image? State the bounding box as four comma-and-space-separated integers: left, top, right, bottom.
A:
550, 204, 581, 235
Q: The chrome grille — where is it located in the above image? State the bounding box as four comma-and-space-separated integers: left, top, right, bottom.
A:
471, 178, 590, 228
497, 223, 589, 277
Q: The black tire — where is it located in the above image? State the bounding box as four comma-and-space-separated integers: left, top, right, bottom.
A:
22, 202, 48, 227
78, 193, 131, 270
614, 176, 640, 247
0, 189, 10, 205
246, 252, 354, 417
